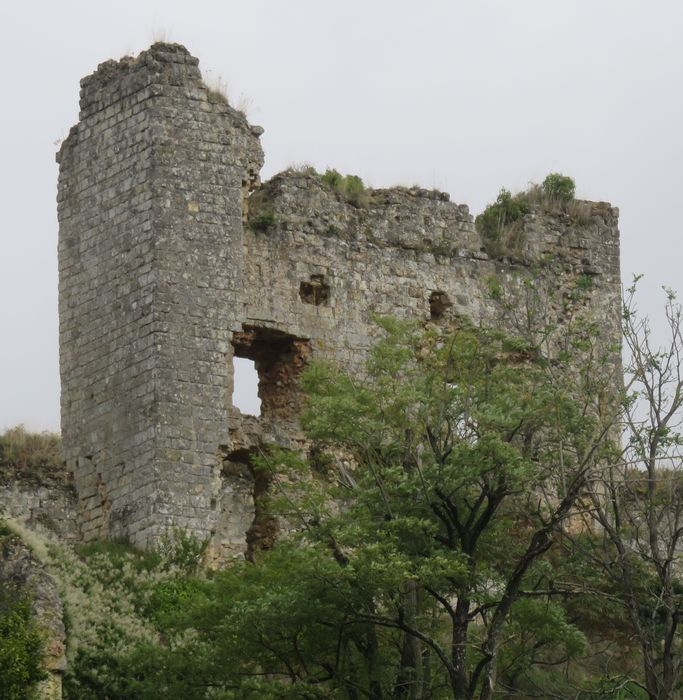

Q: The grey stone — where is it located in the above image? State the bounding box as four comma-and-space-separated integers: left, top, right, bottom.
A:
56, 42, 622, 564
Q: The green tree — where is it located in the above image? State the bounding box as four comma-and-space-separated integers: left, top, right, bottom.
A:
144, 316, 620, 699
295, 319, 618, 699
573, 281, 683, 700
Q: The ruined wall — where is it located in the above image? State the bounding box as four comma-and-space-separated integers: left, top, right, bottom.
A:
0, 465, 79, 543
57, 43, 621, 558
243, 170, 620, 392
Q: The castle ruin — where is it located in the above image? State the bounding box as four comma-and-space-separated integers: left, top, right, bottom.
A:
56, 43, 621, 560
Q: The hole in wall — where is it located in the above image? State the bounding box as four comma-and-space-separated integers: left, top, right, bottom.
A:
218, 445, 278, 561
232, 326, 312, 421
232, 357, 261, 416
429, 290, 452, 320
299, 275, 330, 306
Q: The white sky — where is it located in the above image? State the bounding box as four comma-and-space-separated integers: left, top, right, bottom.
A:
1, 0, 682, 431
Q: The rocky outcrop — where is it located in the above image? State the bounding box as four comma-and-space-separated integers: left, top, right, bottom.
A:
0, 533, 66, 699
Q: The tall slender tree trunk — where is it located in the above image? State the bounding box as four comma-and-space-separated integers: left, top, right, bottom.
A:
393, 581, 424, 699
451, 597, 472, 700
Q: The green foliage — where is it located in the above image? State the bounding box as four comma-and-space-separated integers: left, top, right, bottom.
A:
75, 537, 161, 573
320, 167, 343, 189
145, 577, 209, 631
0, 518, 13, 537
576, 273, 594, 291
49, 528, 212, 699
542, 172, 576, 201
249, 208, 277, 232
475, 187, 529, 256
46, 316, 626, 697
0, 583, 46, 699
156, 527, 208, 574
476, 173, 580, 258
117, 319, 612, 698
486, 273, 503, 300
320, 168, 368, 206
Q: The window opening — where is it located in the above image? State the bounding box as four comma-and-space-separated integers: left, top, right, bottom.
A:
232, 326, 311, 421
232, 357, 261, 416
429, 290, 452, 320
299, 274, 330, 306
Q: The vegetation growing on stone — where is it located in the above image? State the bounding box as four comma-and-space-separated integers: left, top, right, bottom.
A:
248, 208, 277, 232
475, 187, 530, 257
0, 525, 47, 699
0, 426, 67, 483
542, 172, 576, 201
0, 426, 62, 470
319, 168, 369, 207
475, 173, 589, 258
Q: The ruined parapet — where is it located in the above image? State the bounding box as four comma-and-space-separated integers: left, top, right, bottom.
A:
245, 171, 621, 376
0, 465, 79, 544
57, 43, 621, 559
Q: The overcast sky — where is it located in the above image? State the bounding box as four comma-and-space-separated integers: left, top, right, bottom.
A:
2, 0, 682, 431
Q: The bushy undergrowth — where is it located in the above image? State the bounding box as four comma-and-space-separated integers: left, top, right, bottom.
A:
37, 529, 207, 699
0, 580, 46, 699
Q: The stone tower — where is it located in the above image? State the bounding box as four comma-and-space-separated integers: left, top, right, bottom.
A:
57, 43, 621, 559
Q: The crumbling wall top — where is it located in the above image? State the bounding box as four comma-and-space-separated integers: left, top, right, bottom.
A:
79, 43, 199, 114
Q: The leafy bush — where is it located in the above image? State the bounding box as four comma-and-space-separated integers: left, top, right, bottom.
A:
475, 187, 529, 256
157, 527, 208, 574
320, 168, 368, 207
48, 528, 209, 698
476, 173, 581, 258
542, 172, 576, 201
320, 168, 343, 189
146, 577, 209, 631
249, 209, 277, 232
0, 584, 46, 699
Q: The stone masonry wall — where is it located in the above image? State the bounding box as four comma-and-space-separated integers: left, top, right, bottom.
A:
57, 43, 263, 548
244, 170, 620, 383
57, 43, 621, 559
0, 467, 79, 544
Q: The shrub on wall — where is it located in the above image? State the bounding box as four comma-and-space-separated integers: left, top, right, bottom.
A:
476, 173, 580, 258
248, 209, 277, 233
475, 188, 529, 256
320, 168, 368, 207
542, 173, 576, 201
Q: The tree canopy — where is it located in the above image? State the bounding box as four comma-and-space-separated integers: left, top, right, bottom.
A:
15, 288, 683, 700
